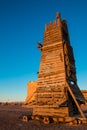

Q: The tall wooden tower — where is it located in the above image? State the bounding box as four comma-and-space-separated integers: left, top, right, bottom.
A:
28, 13, 86, 118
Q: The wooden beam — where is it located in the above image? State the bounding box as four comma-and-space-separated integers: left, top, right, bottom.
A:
66, 82, 85, 118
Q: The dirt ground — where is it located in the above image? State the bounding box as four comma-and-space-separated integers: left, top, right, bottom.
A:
0, 104, 87, 130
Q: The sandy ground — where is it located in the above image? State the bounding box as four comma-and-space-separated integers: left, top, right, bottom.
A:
0, 104, 87, 130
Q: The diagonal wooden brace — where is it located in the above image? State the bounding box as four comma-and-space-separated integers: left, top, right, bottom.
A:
66, 82, 85, 118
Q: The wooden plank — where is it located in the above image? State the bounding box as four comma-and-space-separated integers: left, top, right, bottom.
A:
66, 82, 85, 118
33, 107, 69, 117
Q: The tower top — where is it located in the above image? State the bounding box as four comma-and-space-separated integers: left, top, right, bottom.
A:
44, 12, 65, 44
56, 12, 62, 27
56, 12, 61, 19
45, 12, 63, 33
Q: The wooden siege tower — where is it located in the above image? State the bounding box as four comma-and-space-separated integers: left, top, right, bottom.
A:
26, 13, 86, 120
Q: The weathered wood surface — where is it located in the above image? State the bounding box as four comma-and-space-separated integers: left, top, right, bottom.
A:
66, 82, 85, 118
25, 13, 86, 118
81, 90, 87, 101
33, 106, 69, 117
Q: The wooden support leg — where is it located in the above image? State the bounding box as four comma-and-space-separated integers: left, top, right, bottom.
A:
66, 82, 85, 118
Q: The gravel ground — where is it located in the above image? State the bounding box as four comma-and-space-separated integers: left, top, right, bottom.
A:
0, 104, 87, 130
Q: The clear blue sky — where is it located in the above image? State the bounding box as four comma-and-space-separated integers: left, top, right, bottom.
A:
0, 0, 87, 102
